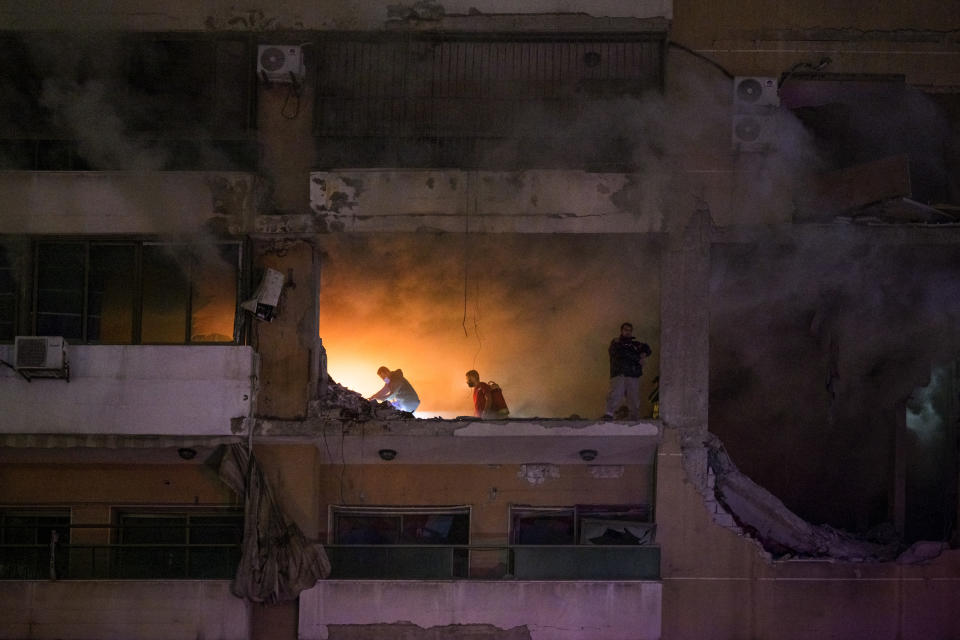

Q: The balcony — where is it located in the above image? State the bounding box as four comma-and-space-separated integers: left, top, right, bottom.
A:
0, 344, 254, 437
325, 544, 660, 580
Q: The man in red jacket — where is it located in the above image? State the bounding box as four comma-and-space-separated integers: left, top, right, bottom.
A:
466, 369, 509, 419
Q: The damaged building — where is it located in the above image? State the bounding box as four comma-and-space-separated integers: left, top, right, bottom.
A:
1, 1, 959, 639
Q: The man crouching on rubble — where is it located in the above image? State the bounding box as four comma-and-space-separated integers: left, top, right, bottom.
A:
368, 366, 420, 413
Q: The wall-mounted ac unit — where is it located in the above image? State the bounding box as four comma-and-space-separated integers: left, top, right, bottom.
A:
732, 113, 778, 151
257, 45, 305, 83
14, 336, 66, 371
733, 76, 779, 109
732, 76, 779, 151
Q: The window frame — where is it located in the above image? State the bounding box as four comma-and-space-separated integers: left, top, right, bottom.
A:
29, 236, 247, 345
112, 507, 244, 579
329, 505, 472, 546
509, 504, 652, 545
0, 507, 71, 579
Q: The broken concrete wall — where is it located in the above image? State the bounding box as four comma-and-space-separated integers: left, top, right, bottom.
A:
657, 427, 960, 640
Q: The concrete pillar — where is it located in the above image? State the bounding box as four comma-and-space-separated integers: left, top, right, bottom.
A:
658, 205, 712, 485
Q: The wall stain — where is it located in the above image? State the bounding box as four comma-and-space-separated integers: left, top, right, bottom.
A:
326, 622, 531, 639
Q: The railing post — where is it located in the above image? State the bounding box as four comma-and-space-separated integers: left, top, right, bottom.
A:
48, 530, 58, 581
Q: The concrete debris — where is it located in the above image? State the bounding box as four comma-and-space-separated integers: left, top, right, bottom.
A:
703, 434, 899, 562
318, 376, 414, 421
896, 540, 949, 565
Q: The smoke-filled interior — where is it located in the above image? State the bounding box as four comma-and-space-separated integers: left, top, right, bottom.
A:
318, 233, 661, 419
710, 236, 960, 541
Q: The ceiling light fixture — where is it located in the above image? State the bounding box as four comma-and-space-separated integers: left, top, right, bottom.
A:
378, 449, 397, 461
579, 449, 598, 462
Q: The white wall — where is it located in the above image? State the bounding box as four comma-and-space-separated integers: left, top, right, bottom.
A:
0, 580, 250, 640
0, 345, 254, 436
299, 580, 662, 640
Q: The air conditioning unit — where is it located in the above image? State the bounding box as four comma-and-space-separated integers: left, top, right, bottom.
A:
257, 45, 305, 83
14, 336, 66, 371
732, 113, 778, 151
732, 76, 779, 151
733, 76, 780, 109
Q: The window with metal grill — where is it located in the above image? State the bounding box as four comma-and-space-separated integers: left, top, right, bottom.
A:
313, 33, 665, 169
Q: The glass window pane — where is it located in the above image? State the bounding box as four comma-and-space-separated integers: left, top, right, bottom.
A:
88, 244, 136, 343
190, 244, 238, 343
36, 243, 85, 339
141, 245, 189, 343
0, 244, 15, 341
511, 509, 575, 545
189, 515, 243, 545
335, 515, 402, 544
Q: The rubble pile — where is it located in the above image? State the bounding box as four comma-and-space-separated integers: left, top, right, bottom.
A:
319, 376, 413, 420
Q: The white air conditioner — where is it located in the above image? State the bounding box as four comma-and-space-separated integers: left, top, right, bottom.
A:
14, 336, 66, 371
732, 76, 779, 152
733, 76, 780, 109
732, 113, 778, 151
257, 44, 305, 83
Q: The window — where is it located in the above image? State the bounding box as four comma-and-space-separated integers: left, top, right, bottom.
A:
510, 504, 653, 545
33, 240, 242, 344
113, 510, 243, 579
329, 506, 470, 578
0, 509, 70, 579
0, 244, 15, 341
332, 506, 470, 545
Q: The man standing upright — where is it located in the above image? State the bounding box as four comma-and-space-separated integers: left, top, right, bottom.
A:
603, 322, 652, 420
466, 369, 492, 418
466, 369, 510, 419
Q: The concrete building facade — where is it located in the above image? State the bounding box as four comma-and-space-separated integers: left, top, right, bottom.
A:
1, 1, 959, 639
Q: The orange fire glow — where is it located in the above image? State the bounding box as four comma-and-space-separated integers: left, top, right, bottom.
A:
318, 233, 661, 420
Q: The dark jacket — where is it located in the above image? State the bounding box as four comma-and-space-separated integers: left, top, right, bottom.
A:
609, 337, 652, 378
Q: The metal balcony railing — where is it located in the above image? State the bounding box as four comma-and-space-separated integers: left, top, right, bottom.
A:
1, 520, 660, 581
1, 542, 660, 581
325, 544, 661, 580
0, 543, 241, 580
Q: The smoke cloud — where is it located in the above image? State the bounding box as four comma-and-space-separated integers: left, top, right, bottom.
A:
318, 233, 661, 419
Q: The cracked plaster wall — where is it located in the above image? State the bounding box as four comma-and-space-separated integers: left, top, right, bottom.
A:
309, 170, 663, 234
